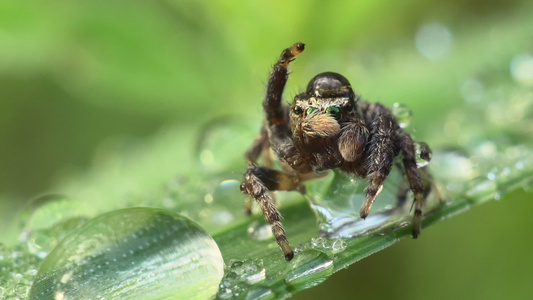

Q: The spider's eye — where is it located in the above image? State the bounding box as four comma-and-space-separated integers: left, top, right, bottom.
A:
344, 102, 353, 112
326, 106, 341, 119
306, 107, 318, 116
293, 105, 303, 115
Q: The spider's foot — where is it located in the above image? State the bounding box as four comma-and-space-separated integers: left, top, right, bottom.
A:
281, 243, 294, 261
290, 42, 305, 56
411, 209, 422, 239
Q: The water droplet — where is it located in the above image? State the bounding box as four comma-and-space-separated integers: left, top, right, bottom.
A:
331, 240, 347, 254
244, 286, 275, 300
285, 249, 334, 290
415, 23, 453, 61
510, 54, 533, 86
415, 142, 432, 168
391, 103, 412, 128
29, 208, 224, 300
465, 177, 498, 204
306, 169, 409, 238
247, 220, 273, 241
19, 194, 74, 231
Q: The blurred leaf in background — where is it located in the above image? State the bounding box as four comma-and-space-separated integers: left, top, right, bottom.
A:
0, 0, 532, 299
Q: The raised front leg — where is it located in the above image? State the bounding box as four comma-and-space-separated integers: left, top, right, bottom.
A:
263, 42, 312, 173
240, 165, 303, 261
264, 42, 305, 125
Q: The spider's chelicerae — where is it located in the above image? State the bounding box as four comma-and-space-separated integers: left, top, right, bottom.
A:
240, 42, 431, 261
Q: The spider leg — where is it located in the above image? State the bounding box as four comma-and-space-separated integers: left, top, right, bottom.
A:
264, 42, 305, 125
246, 125, 269, 164
360, 113, 396, 219
240, 165, 303, 261
396, 132, 426, 238
263, 43, 312, 173
394, 162, 411, 207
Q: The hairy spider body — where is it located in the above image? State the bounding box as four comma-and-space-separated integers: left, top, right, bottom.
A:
240, 42, 431, 261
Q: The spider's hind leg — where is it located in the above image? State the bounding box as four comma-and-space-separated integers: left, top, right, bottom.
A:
396, 133, 430, 238
240, 165, 302, 261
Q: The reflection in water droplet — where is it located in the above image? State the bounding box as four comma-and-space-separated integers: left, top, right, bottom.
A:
296, 237, 348, 255
29, 208, 224, 300
306, 169, 411, 238
247, 220, 273, 241
510, 54, 533, 85
392, 103, 413, 128
217, 258, 266, 299
285, 250, 334, 290
244, 286, 275, 300
415, 142, 432, 168
415, 23, 453, 61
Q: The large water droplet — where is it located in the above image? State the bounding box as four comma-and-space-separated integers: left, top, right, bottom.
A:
391, 103, 412, 128
284, 249, 334, 290
306, 169, 406, 238
29, 208, 224, 300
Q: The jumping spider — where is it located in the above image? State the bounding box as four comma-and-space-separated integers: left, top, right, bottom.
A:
240, 42, 431, 261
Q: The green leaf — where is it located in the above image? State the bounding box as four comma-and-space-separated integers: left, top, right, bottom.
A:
1, 2, 532, 299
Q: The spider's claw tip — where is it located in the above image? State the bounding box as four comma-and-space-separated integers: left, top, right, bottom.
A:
285, 251, 295, 261
290, 42, 305, 56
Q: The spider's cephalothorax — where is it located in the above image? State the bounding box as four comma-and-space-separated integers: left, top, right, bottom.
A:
240, 42, 431, 261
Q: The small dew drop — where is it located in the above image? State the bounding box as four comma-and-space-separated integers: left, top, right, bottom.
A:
391, 103, 413, 128
465, 177, 498, 204
415, 142, 432, 168
285, 250, 334, 290
331, 240, 347, 254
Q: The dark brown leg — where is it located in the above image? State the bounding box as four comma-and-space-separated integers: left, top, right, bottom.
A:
240, 165, 302, 261
396, 133, 426, 238
360, 113, 396, 219
246, 125, 269, 164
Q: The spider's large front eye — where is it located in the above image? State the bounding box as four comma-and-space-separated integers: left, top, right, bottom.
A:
326, 106, 341, 119
293, 105, 303, 115
306, 107, 318, 116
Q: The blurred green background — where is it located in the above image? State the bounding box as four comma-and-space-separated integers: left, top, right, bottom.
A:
1, 0, 532, 299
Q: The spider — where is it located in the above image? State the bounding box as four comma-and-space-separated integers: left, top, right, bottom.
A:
240, 42, 431, 261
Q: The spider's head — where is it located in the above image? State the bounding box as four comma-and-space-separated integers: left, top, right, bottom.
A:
290, 72, 359, 139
